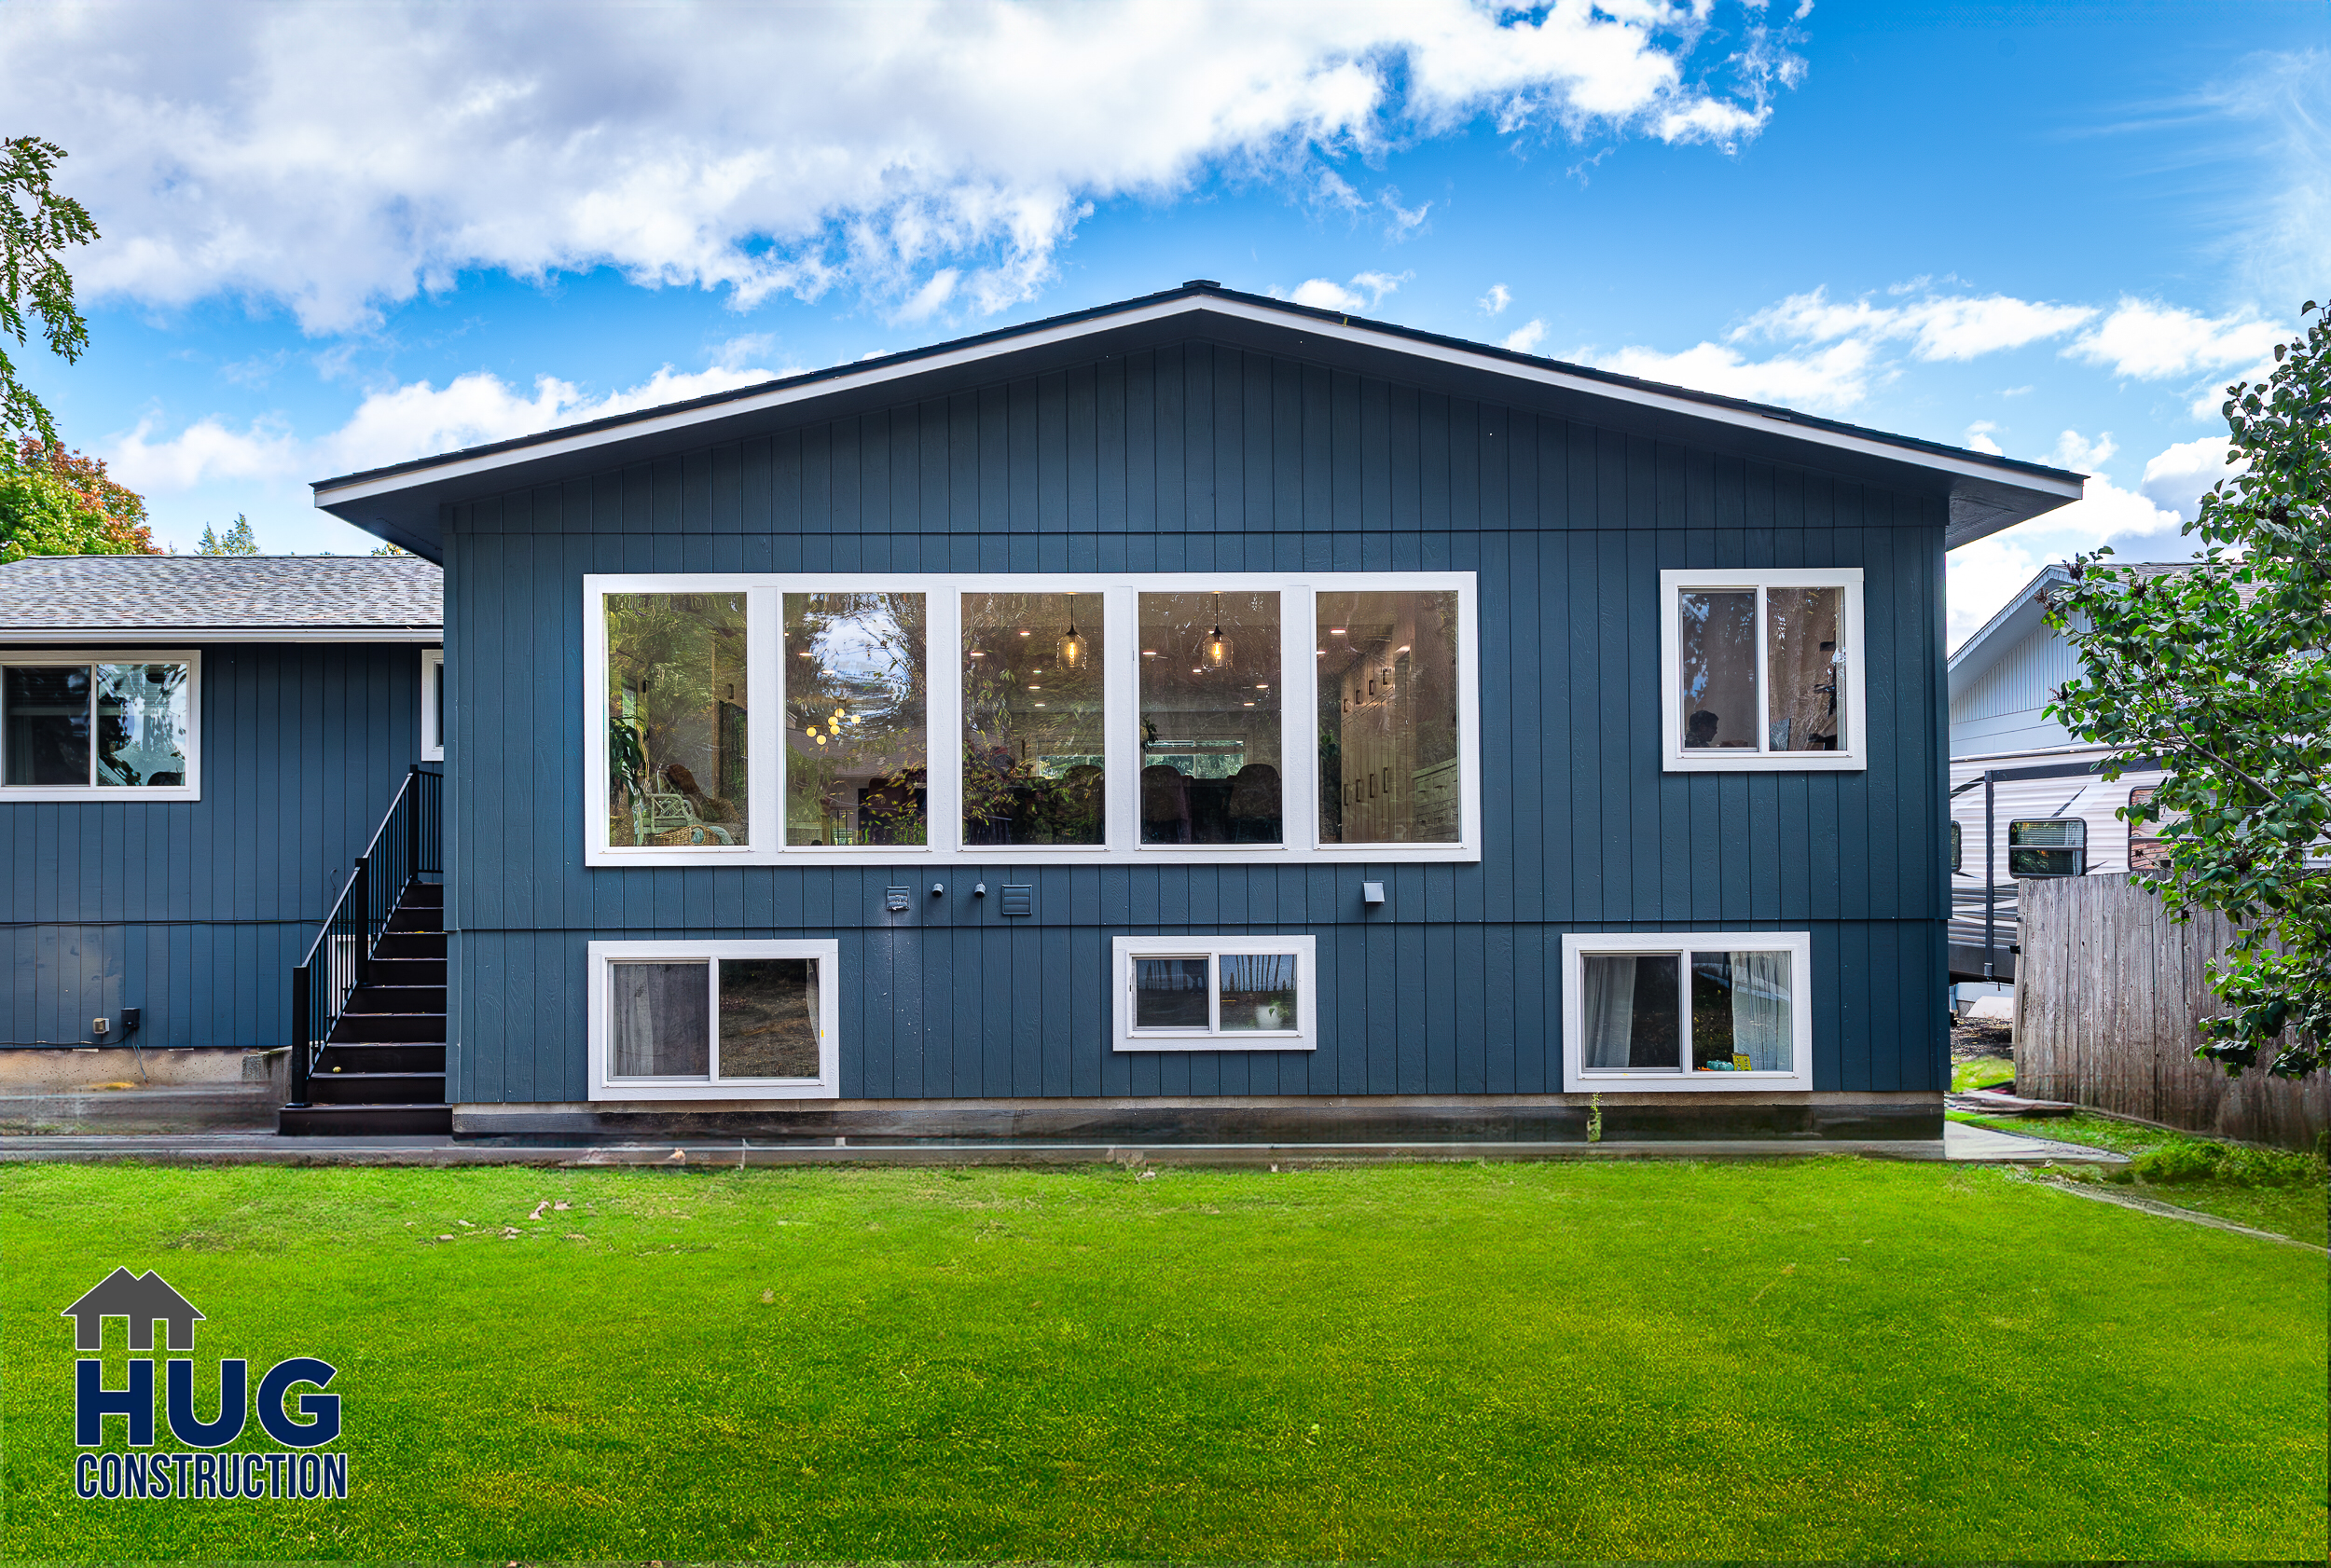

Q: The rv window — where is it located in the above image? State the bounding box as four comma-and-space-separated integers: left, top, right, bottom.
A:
1950, 820, 1962, 873
2008, 818, 2086, 877
2128, 785, 2172, 873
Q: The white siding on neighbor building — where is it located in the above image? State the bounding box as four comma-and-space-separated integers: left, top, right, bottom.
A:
1950, 620, 2081, 755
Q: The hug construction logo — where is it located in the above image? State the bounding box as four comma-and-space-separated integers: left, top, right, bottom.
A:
62, 1267, 347, 1503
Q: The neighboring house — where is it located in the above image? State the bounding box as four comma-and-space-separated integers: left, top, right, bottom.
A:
1945, 561, 2177, 983
0, 555, 442, 1072
297, 282, 2082, 1144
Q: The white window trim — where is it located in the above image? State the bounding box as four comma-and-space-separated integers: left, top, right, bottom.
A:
420, 647, 444, 762
1112, 934, 1318, 1052
1561, 930, 1814, 1093
1659, 568, 1866, 773
586, 938, 841, 1101
582, 572, 1480, 867
0, 649, 201, 802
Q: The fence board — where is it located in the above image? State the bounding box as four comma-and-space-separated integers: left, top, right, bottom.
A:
2015, 876, 2326, 1149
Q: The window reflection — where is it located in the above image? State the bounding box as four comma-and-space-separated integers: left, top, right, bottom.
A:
1678, 591, 1757, 750
1317, 589, 1459, 843
605, 593, 749, 846
1138, 592, 1280, 844
962, 591, 1104, 845
3, 666, 91, 786
785, 593, 927, 846
96, 664, 191, 787
1766, 587, 1843, 751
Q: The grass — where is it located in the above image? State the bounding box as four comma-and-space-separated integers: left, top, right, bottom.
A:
1951, 1111, 2330, 1246
4, 1159, 2324, 1561
1950, 1053, 2017, 1093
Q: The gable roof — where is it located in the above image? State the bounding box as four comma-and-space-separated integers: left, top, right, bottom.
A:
1948, 559, 2197, 684
0, 555, 441, 643
314, 282, 2085, 562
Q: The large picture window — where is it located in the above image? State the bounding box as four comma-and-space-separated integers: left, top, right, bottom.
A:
1111, 935, 1317, 1052
1562, 932, 1814, 1092
0, 653, 199, 800
1659, 570, 1865, 772
583, 574, 1477, 865
587, 940, 840, 1099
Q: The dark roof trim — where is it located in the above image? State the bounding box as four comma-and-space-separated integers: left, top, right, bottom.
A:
316, 282, 2086, 558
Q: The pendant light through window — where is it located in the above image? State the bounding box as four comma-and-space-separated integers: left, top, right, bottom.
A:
1200, 591, 1233, 671
1056, 592, 1087, 672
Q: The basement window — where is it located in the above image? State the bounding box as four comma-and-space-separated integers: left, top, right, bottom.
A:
0, 653, 199, 800
587, 940, 839, 1100
1563, 931, 1814, 1092
1112, 935, 1317, 1052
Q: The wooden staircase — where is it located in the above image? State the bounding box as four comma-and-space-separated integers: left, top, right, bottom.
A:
279, 880, 451, 1135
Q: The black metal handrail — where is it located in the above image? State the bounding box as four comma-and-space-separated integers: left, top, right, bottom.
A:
285, 763, 442, 1107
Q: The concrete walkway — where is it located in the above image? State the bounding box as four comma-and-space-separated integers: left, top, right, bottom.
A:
0, 1119, 2114, 1167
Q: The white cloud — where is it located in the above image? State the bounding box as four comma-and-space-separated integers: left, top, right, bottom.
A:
1963, 420, 2002, 456
1585, 337, 1882, 412
2066, 299, 2286, 380
1480, 282, 1512, 315
0, 0, 1794, 332
1733, 285, 2095, 363
2139, 435, 2239, 518
1945, 473, 2190, 648
1286, 269, 1408, 312
2046, 429, 2117, 474
1502, 319, 1548, 354
107, 363, 784, 493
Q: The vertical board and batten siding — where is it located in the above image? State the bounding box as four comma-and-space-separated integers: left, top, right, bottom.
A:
1, 642, 421, 1050
443, 341, 1951, 1104
2015, 876, 2328, 1149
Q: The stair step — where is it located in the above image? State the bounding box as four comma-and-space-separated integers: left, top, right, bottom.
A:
348, 983, 448, 1012
373, 933, 447, 960
399, 882, 445, 906
367, 958, 447, 983
280, 1103, 452, 1136
307, 1071, 445, 1105
315, 1042, 445, 1073
385, 911, 443, 935
330, 1012, 447, 1043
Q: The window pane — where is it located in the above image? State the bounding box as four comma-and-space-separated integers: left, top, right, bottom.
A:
432, 656, 446, 750
1219, 953, 1299, 1032
719, 957, 821, 1079
609, 961, 710, 1076
1690, 951, 1792, 1072
2009, 818, 2084, 877
1138, 592, 1280, 844
1678, 591, 1758, 750
1579, 954, 1681, 1069
1134, 956, 1210, 1029
1766, 586, 1844, 751
3, 666, 90, 785
606, 593, 750, 847
95, 663, 191, 787
786, 593, 928, 846
1317, 589, 1461, 844
1950, 820, 1962, 873
962, 591, 1104, 846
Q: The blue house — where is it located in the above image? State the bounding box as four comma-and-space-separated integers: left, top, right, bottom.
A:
25, 283, 2088, 1142
0, 554, 440, 1105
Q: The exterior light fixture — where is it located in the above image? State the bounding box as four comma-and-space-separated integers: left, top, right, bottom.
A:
1056, 593, 1088, 671
1200, 592, 1233, 671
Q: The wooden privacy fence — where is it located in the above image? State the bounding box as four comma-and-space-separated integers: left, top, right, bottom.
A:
2015, 875, 2328, 1150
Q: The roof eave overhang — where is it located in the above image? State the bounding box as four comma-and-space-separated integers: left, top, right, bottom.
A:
314, 289, 2086, 562
0, 626, 442, 645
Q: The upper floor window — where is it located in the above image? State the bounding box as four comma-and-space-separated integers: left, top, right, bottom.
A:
582, 573, 1479, 866
0, 653, 199, 801
1659, 570, 1865, 772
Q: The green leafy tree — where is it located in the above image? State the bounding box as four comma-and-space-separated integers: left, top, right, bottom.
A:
1, 136, 98, 452
199, 514, 260, 555
2046, 299, 2330, 1080
1, 437, 158, 563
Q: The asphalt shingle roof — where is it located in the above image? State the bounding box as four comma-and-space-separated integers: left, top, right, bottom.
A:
0, 555, 441, 633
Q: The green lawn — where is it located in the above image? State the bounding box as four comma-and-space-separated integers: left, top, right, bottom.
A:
1949, 1054, 2016, 1093
4, 1160, 2323, 1561
1950, 1111, 2331, 1246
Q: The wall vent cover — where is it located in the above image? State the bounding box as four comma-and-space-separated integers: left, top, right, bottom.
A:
1000, 885, 1034, 917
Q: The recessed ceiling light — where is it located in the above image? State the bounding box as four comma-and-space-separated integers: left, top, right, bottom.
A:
1018, 630, 1032, 637
1330, 627, 1346, 635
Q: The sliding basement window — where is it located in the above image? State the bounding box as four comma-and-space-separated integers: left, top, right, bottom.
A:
1562, 931, 1814, 1092
586, 940, 841, 1101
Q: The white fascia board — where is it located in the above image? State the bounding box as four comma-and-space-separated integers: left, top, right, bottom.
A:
0, 626, 441, 644
314, 295, 2087, 511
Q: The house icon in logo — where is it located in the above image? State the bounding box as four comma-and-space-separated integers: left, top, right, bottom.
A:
60, 1267, 204, 1351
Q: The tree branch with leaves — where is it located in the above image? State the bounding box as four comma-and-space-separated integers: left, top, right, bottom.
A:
2045, 299, 2330, 1080
1, 136, 98, 453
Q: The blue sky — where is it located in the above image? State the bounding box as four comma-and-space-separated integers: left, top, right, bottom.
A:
7, 0, 2324, 642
